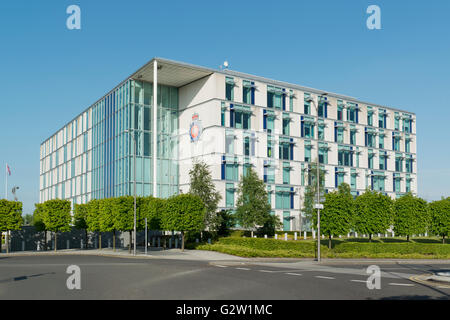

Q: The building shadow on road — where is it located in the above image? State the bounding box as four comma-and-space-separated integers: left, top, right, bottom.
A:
379, 295, 448, 300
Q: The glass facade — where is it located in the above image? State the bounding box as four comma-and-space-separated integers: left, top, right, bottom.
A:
40, 79, 179, 206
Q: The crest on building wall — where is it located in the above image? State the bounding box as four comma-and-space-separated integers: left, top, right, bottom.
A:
189, 113, 202, 142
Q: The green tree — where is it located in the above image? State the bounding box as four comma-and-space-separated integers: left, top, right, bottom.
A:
189, 160, 222, 232
235, 167, 272, 236
257, 213, 283, 237
216, 209, 236, 237
86, 199, 101, 249
42, 199, 71, 251
112, 196, 137, 253
429, 197, 450, 244
393, 193, 430, 242
141, 196, 165, 231
302, 161, 326, 232
33, 203, 48, 250
0, 200, 23, 253
320, 183, 354, 248
73, 203, 89, 249
23, 214, 33, 226
99, 198, 117, 251
354, 189, 393, 242
161, 194, 206, 251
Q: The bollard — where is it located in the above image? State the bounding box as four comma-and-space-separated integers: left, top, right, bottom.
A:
81, 239, 84, 249
378, 233, 381, 238
264, 234, 267, 239
22, 241, 25, 251
339, 235, 342, 238
275, 234, 278, 240
284, 233, 287, 241
322, 235, 324, 239
294, 232, 297, 241
304, 231, 307, 240
67, 240, 70, 249
385, 233, 387, 238
37, 242, 40, 251
108, 239, 111, 248
425, 231, 428, 237
312, 230, 316, 239
355, 232, 358, 237
347, 233, 350, 238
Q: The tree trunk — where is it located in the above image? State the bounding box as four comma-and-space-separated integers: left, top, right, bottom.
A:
129, 231, 132, 254
99, 232, 102, 250
328, 235, 332, 249
443, 235, 446, 245
44, 231, 47, 251
85, 230, 88, 249
54, 232, 57, 252
113, 230, 116, 252
407, 235, 410, 242
251, 230, 254, 238
182, 231, 185, 252
369, 234, 372, 243
5, 231, 9, 254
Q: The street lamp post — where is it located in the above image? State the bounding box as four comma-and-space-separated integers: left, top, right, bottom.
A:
306, 95, 329, 263
125, 129, 137, 256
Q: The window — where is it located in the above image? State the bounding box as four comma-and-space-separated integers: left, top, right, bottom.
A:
365, 129, 376, 148
350, 129, 356, 145
304, 143, 312, 162
282, 113, 290, 136
221, 156, 239, 181
267, 136, 274, 158
335, 124, 344, 143
403, 114, 412, 133
275, 186, 292, 209
393, 174, 401, 192
243, 80, 255, 104
406, 176, 411, 192
264, 161, 275, 183
372, 172, 385, 191
318, 143, 328, 164
244, 137, 250, 156
221, 102, 226, 126
283, 162, 290, 185
405, 158, 413, 173
394, 112, 400, 131
395, 155, 403, 172
379, 132, 385, 149
392, 133, 401, 151
337, 101, 344, 120
289, 90, 294, 112
338, 146, 352, 166
301, 117, 315, 138
318, 97, 328, 118
379, 152, 387, 170
283, 211, 291, 231
304, 93, 311, 114
226, 183, 235, 207
405, 137, 411, 153
335, 168, 345, 187
267, 85, 284, 109
279, 139, 293, 160
347, 103, 358, 123
225, 77, 234, 101
230, 105, 251, 129
263, 110, 275, 133
318, 122, 325, 140
368, 151, 375, 169
243, 160, 252, 177
378, 110, 387, 128
225, 131, 234, 154
367, 108, 374, 126
351, 169, 357, 189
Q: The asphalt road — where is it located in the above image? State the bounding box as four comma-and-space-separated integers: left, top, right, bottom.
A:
0, 255, 449, 300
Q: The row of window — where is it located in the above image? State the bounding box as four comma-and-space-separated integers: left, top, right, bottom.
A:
224, 79, 414, 133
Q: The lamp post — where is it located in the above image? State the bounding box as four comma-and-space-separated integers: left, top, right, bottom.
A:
125, 129, 137, 256
306, 94, 330, 262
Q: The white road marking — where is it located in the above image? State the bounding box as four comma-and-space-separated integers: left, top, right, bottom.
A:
236, 267, 250, 271
214, 265, 228, 268
350, 280, 368, 283
286, 273, 302, 276
315, 276, 335, 280
388, 283, 415, 287
438, 286, 450, 289
258, 270, 275, 273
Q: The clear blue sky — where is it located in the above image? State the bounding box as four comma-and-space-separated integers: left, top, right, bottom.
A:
0, 0, 449, 215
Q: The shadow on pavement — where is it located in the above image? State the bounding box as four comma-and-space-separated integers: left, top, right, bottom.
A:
0, 272, 56, 284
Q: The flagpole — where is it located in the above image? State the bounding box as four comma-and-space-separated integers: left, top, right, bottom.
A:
5, 163, 7, 200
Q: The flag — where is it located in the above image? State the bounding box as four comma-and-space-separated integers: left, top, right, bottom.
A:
6, 164, 11, 176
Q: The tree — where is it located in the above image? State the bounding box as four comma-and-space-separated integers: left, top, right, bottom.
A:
42, 199, 71, 251
429, 197, 450, 244
189, 160, 222, 232
216, 209, 236, 237
257, 213, 283, 237
161, 194, 206, 251
112, 196, 137, 253
99, 198, 117, 251
320, 183, 354, 248
73, 203, 89, 249
33, 203, 48, 250
393, 193, 430, 242
0, 200, 23, 253
140, 196, 165, 230
234, 167, 272, 236
354, 189, 393, 242
86, 199, 101, 249
302, 161, 326, 232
